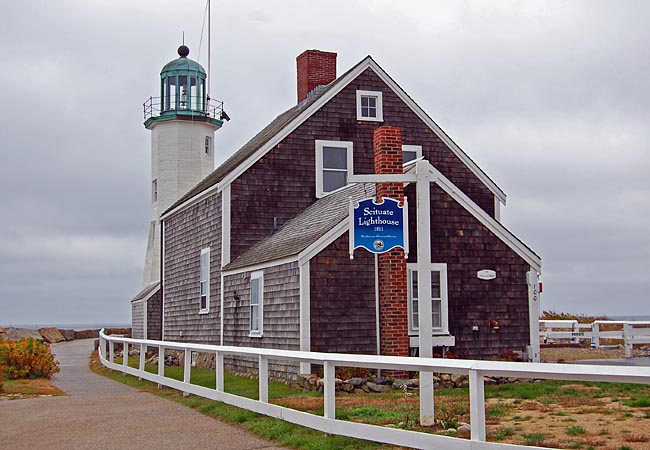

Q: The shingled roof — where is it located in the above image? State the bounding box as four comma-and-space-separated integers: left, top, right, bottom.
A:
224, 183, 375, 271
164, 61, 363, 214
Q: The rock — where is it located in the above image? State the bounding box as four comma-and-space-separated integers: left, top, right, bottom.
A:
335, 378, 343, 386
392, 379, 418, 390
317, 378, 325, 388
296, 374, 313, 388
361, 384, 370, 393
348, 377, 365, 387
457, 424, 471, 438
59, 329, 75, 341
367, 382, 391, 393
341, 382, 354, 393
38, 327, 66, 343
374, 377, 392, 385
2, 327, 44, 342
451, 374, 469, 388
484, 377, 497, 385
74, 329, 100, 339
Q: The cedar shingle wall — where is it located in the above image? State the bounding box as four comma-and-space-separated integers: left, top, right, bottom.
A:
406, 183, 531, 359
223, 262, 300, 379
163, 193, 222, 344
310, 234, 377, 355
230, 68, 495, 261
131, 301, 144, 340
147, 289, 162, 341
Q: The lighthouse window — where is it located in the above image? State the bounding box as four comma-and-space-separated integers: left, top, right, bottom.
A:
190, 76, 198, 110
205, 136, 212, 155
152, 179, 158, 203
168, 77, 176, 110
178, 76, 188, 109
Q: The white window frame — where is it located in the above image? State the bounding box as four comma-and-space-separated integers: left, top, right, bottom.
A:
402, 145, 422, 164
315, 140, 354, 198
199, 248, 210, 314
152, 179, 158, 203
356, 90, 383, 122
407, 263, 448, 335
249, 271, 264, 337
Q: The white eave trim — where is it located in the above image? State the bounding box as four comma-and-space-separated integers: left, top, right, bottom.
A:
423, 164, 541, 272
221, 255, 298, 276
162, 57, 507, 220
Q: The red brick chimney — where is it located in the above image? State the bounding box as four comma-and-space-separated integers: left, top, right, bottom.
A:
296, 50, 337, 103
373, 126, 409, 364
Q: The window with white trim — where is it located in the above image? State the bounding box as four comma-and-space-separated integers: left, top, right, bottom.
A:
356, 90, 383, 122
199, 248, 210, 313
402, 145, 422, 164
315, 140, 354, 198
407, 263, 448, 334
249, 271, 264, 336
152, 179, 158, 203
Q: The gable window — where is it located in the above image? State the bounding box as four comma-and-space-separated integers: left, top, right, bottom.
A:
249, 271, 264, 337
199, 248, 210, 313
407, 263, 448, 335
356, 90, 383, 122
402, 145, 422, 164
315, 140, 354, 198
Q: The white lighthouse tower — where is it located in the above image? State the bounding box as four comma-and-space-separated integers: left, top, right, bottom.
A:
141, 44, 225, 287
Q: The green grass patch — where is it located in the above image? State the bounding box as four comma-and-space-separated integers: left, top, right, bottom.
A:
622, 397, 650, 408
566, 425, 587, 435
522, 432, 546, 446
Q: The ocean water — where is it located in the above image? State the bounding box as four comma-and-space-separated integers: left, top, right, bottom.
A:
1, 323, 130, 330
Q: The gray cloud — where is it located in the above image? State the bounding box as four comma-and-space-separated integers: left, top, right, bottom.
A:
1, 0, 648, 325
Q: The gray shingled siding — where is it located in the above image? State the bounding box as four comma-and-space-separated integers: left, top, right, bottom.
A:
223, 262, 300, 379
131, 301, 144, 340
163, 193, 222, 344
146, 289, 162, 340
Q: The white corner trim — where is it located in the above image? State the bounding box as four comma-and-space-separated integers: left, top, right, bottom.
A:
299, 261, 311, 374
494, 196, 501, 222
169, 56, 505, 214
160, 183, 221, 221
220, 271, 224, 345
365, 58, 507, 204
221, 185, 231, 267
161, 221, 166, 339
221, 255, 298, 276
356, 90, 384, 122
298, 219, 349, 266
427, 163, 541, 272
527, 269, 541, 362
215, 58, 376, 192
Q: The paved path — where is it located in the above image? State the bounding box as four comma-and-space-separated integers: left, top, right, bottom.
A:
573, 356, 650, 366
0, 339, 287, 450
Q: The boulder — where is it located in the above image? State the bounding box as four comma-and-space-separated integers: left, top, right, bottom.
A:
367, 382, 391, 393
341, 382, 355, 393
74, 329, 100, 339
2, 327, 44, 342
457, 423, 472, 438
392, 379, 418, 390
59, 329, 75, 341
347, 377, 365, 387
38, 327, 66, 343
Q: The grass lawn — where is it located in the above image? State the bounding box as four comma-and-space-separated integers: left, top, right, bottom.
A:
0, 378, 65, 399
92, 352, 650, 450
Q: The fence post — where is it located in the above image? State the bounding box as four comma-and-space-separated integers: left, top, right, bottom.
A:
624, 323, 633, 358
592, 322, 600, 348
183, 349, 192, 397
216, 351, 224, 392
469, 369, 486, 442
323, 361, 336, 420
259, 355, 269, 403
139, 343, 146, 380
122, 341, 129, 373
158, 345, 165, 388
109, 340, 115, 364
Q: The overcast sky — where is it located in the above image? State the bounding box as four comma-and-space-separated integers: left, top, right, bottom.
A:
1, 0, 648, 326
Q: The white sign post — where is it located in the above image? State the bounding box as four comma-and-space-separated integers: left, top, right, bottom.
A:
348, 159, 435, 426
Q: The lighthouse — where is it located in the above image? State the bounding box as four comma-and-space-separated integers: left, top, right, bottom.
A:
141, 44, 225, 287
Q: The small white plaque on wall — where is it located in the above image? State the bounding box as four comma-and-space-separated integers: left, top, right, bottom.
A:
477, 269, 497, 280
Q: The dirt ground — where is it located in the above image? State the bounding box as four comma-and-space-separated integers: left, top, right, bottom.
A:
483, 346, 650, 449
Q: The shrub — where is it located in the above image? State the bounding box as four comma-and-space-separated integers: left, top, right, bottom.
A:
0, 338, 60, 379
0, 364, 4, 393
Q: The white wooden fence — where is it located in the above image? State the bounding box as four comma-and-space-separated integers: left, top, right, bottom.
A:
540, 320, 650, 356
99, 330, 650, 450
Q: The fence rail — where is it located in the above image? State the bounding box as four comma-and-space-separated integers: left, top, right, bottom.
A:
99, 330, 650, 450
540, 320, 650, 356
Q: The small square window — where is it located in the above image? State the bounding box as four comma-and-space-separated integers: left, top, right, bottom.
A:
356, 90, 383, 122
402, 145, 423, 164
